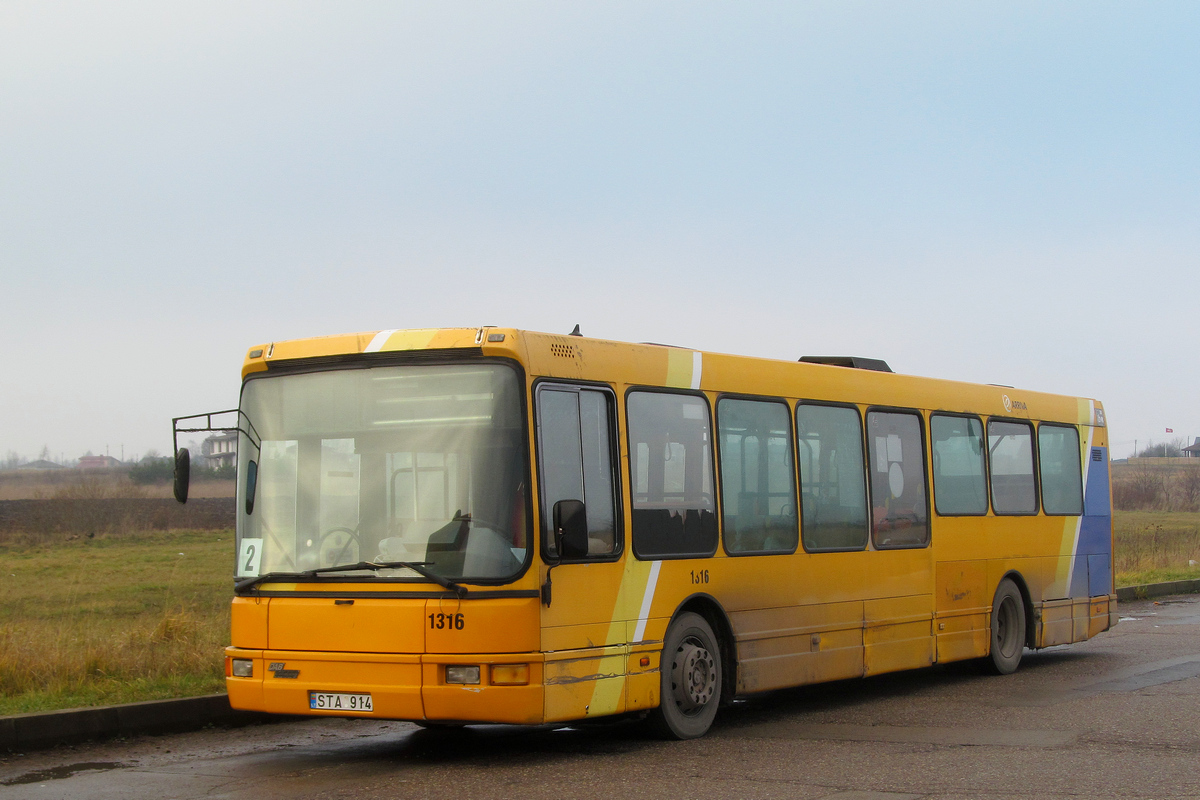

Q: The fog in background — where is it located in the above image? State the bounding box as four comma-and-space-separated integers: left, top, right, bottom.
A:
2, 2, 1197, 461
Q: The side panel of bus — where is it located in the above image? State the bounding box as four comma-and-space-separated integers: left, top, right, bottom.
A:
524, 337, 1114, 722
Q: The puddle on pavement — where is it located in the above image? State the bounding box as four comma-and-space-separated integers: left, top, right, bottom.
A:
2, 761, 127, 786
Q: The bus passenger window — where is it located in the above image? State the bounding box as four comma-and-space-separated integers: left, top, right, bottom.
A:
717, 398, 798, 555
866, 411, 930, 548
988, 420, 1038, 515
1038, 424, 1083, 515
627, 392, 718, 559
930, 415, 988, 515
795, 404, 868, 552
536, 385, 619, 558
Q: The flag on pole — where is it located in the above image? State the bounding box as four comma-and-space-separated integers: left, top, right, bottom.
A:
1167, 428, 1174, 433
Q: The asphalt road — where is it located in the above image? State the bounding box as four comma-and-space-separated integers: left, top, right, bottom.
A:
3, 596, 1199, 800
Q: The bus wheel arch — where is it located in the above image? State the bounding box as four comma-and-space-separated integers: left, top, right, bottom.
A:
648, 595, 734, 739
675, 594, 737, 705
998, 570, 1037, 650
988, 573, 1032, 675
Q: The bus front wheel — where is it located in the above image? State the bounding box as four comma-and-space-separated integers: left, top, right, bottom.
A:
649, 611, 722, 739
988, 578, 1026, 675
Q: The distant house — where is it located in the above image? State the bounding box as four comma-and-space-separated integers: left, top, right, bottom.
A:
202, 431, 238, 469
78, 455, 122, 469
1184, 438, 1200, 458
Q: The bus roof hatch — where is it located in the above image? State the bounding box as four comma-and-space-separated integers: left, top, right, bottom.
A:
798, 356, 893, 373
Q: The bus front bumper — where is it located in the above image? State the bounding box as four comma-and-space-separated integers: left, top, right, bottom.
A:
225, 647, 545, 725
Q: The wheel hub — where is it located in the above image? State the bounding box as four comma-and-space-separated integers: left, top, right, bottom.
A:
672, 639, 716, 712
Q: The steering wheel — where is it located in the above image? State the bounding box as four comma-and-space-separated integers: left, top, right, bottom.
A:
317, 526, 361, 567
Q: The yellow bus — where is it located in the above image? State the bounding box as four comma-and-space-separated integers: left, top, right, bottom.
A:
173, 327, 1115, 738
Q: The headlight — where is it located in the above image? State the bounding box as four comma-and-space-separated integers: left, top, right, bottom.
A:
445, 665, 480, 685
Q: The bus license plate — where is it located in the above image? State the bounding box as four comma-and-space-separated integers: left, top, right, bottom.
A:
309, 692, 373, 712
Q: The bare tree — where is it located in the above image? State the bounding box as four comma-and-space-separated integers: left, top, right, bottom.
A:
1138, 438, 1186, 458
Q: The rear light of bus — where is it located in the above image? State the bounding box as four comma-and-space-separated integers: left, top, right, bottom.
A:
231, 659, 254, 678
445, 665, 481, 685
490, 664, 529, 686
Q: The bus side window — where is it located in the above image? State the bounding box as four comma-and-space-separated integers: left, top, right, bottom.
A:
1038, 423, 1083, 515
796, 404, 869, 552
536, 385, 619, 559
866, 410, 930, 548
930, 414, 988, 515
717, 397, 798, 555
627, 391, 718, 559
988, 419, 1038, 515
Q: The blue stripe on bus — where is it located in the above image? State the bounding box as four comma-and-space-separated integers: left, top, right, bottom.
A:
1071, 446, 1111, 598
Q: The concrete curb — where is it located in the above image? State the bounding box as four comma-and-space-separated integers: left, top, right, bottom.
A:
5, 580, 1199, 753
1115, 579, 1200, 602
0, 694, 291, 753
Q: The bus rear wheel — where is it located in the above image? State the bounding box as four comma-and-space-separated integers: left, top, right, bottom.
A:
649, 611, 722, 739
988, 578, 1026, 675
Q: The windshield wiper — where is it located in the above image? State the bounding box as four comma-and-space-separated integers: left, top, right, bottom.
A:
235, 560, 467, 597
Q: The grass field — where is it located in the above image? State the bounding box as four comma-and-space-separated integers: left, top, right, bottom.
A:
0, 529, 230, 715
1113, 510, 1200, 585
0, 511, 1197, 715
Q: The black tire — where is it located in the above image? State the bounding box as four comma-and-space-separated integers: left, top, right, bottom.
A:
649, 611, 722, 739
988, 578, 1026, 675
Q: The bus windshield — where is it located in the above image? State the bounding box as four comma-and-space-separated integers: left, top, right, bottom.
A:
235, 362, 529, 583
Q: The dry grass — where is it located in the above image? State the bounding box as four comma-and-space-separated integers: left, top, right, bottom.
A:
0, 470, 234, 501
1111, 461, 1200, 512
0, 529, 231, 714
1113, 510, 1200, 586
50, 473, 148, 500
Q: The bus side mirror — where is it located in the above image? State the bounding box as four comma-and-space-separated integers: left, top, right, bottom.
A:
244, 460, 258, 516
173, 448, 190, 504
553, 499, 588, 560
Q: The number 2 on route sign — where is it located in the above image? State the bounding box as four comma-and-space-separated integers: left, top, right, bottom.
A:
239, 538, 264, 576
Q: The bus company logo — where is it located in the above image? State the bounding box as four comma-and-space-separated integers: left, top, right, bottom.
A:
1001, 395, 1027, 413
269, 662, 300, 679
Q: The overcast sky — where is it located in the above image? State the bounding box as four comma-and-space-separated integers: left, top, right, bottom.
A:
2, 2, 1197, 462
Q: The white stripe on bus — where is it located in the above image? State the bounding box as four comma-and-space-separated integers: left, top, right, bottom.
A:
364, 329, 397, 352
633, 561, 662, 642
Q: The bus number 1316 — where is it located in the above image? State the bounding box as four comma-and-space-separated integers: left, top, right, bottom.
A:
429, 612, 465, 630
